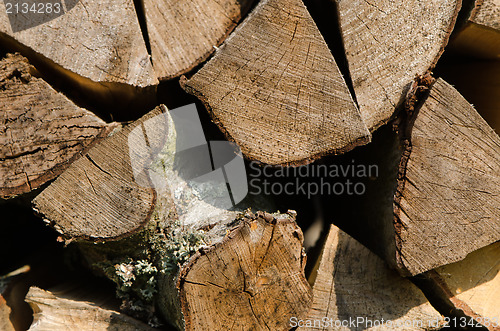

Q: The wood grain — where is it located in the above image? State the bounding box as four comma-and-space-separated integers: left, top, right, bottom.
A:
335, 0, 461, 130
144, 0, 254, 80
301, 224, 443, 330
0, 53, 115, 199
182, 0, 370, 165
394, 78, 500, 275
0, 0, 157, 87
177, 211, 312, 330
32, 107, 164, 240
26, 287, 155, 330
432, 242, 500, 330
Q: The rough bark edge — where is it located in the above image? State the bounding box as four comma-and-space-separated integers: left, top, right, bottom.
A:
32, 107, 169, 243
157, 1, 255, 81
180, 76, 371, 167
411, 270, 496, 330
176, 210, 308, 330
392, 73, 436, 276
0, 32, 158, 121
0, 123, 118, 200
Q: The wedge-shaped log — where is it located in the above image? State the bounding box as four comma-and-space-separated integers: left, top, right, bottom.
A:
394, 78, 500, 275
26, 287, 155, 331
182, 0, 370, 165
32, 107, 161, 239
0, 0, 156, 87
0, 53, 116, 199
299, 224, 444, 330
334, 0, 461, 130
144, 0, 254, 80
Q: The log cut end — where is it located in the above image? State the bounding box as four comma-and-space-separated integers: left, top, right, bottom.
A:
171, 211, 312, 330
182, 0, 370, 165
336, 0, 461, 130
0, 53, 115, 199
0, 0, 157, 87
32, 107, 165, 240
145, 0, 254, 80
394, 78, 500, 275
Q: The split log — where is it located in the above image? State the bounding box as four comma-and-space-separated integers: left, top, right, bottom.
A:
157, 211, 312, 330
32, 105, 312, 329
393, 78, 500, 275
32, 107, 160, 239
435, 59, 500, 133
143, 0, 254, 80
334, 0, 461, 130
26, 287, 155, 330
450, 0, 500, 59
0, 0, 158, 119
181, 0, 370, 165
0, 53, 117, 199
0, 295, 15, 331
0, 0, 156, 87
412, 241, 500, 331
300, 224, 444, 330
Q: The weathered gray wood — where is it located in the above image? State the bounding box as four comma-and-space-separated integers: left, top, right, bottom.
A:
144, 0, 254, 80
0, 53, 116, 199
300, 224, 444, 330
394, 78, 500, 275
32, 107, 161, 239
0, 0, 157, 87
335, 0, 461, 130
26, 287, 155, 331
182, 0, 370, 165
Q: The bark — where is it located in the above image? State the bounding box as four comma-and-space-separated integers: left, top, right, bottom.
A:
26, 287, 155, 331
334, 0, 461, 130
181, 0, 370, 166
394, 78, 500, 275
300, 224, 444, 331
0, 53, 116, 199
450, 0, 500, 59
143, 0, 254, 80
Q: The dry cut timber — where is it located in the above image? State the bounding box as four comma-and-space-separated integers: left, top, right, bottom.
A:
158, 211, 312, 330
394, 78, 500, 275
0, 0, 157, 88
0, 53, 116, 199
450, 0, 500, 58
414, 242, 500, 331
300, 224, 443, 331
182, 0, 370, 165
144, 0, 254, 80
335, 0, 461, 130
26, 287, 156, 331
32, 104, 311, 328
32, 107, 161, 239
